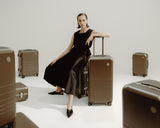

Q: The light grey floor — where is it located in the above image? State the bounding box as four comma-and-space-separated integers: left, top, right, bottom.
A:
16, 71, 159, 128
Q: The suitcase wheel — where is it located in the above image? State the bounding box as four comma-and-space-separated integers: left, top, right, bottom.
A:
77, 94, 81, 99
143, 74, 147, 77
21, 75, 25, 78
8, 122, 14, 128
106, 102, 112, 106
133, 73, 135, 76
88, 102, 92, 106
35, 73, 38, 76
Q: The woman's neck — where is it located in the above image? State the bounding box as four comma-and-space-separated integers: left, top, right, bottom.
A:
80, 27, 89, 33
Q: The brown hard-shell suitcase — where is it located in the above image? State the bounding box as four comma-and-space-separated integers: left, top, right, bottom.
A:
14, 112, 39, 128
0, 47, 16, 128
18, 49, 39, 78
75, 64, 89, 98
132, 52, 148, 77
123, 79, 160, 128
88, 37, 113, 106
15, 82, 28, 102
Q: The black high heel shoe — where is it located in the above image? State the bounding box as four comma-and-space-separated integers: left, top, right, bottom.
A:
48, 90, 64, 95
66, 108, 73, 118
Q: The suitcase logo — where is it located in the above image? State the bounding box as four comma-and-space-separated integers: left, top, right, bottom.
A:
106, 62, 110, 67
6, 56, 11, 63
150, 106, 157, 114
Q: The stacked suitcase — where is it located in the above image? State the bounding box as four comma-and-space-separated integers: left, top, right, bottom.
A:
15, 82, 28, 102
0, 47, 16, 128
88, 37, 113, 106
132, 52, 148, 77
123, 79, 160, 128
18, 49, 39, 78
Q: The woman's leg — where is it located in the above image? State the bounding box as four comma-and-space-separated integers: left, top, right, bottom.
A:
66, 94, 74, 117
65, 57, 86, 117
67, 94, 74, 109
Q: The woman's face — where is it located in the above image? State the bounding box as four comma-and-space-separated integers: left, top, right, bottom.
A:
77, 15, 88, 29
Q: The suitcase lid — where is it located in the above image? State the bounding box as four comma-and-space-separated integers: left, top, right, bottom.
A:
133, 52, 148, 56
18, 49, 38, 54
0, 47, 13, 53
124, 79, 160, 101
89, 55, 113, 60
137, 79, 160, 89
0, 46, 9, 49
16, 82, 28, 90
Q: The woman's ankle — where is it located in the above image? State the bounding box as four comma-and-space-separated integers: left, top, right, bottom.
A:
67, 105, 72, 110
56, 87, 62, 92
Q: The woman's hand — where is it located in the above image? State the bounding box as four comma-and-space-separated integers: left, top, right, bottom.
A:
50, 58, 58, 66
86, 35, 94, 46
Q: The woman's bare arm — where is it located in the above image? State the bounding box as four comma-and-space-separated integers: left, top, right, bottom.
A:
86, 30, 111, 45
91, 31, 110, 38
50, 35, 74, 65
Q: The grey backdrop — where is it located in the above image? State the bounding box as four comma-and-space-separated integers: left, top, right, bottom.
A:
0, 0, 160, 76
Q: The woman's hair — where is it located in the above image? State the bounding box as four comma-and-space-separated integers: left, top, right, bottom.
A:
77, 13, 89, 29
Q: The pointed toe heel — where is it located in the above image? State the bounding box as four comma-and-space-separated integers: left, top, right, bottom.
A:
66, 109, 73, 118
48, 90, 64, 95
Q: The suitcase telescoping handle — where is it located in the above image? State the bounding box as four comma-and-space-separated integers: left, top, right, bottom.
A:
93, 37, 104, 56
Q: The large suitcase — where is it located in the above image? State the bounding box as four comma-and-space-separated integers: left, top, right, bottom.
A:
75, 64, 89, 98
123, 79, 160, 128
88, 37, 113, 106
15, 82, 28, 102
0, 47, 16, 128
14, 112, 39, 128
132, 52, 148, 77
18, 49, 39, 78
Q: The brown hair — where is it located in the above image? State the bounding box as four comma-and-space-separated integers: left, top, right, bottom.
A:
77, 13, 89, 29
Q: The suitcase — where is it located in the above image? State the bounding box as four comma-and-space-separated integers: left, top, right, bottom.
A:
123, 79, 160, 128
0, 47, 16, 128
14, 112, 39, 128
15, 82, 28, 102
132, 52, 148, 77
18, 49, 39, 78
88, 37, 113, 106
75, 64, 89, 98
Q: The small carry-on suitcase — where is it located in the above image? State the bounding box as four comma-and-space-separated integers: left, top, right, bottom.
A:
132, 52, 148, 77
88, 37, 113, 106
75, 64, 89, 98
123, 79, 160, 128
15, 82, 28, 102
0, 47, 16, 128
15, 112, 39, 128
18, 49, 39, 78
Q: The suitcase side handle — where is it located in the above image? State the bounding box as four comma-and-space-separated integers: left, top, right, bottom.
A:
93, 37, 104, 56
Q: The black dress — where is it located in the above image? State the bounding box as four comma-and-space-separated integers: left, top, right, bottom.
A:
44, 29, 93, 95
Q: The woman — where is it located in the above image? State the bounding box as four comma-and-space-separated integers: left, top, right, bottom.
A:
44, 13, 110, 118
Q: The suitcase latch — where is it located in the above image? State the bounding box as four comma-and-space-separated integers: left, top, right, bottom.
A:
19, 92, 24, 99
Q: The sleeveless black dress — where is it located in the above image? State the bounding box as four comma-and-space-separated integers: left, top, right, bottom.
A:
44, 29, 93, 95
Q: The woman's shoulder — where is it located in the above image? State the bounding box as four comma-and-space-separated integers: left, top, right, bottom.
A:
74, 30, 81, 35
88, 28, 94, 33
74, 28, 93, 34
